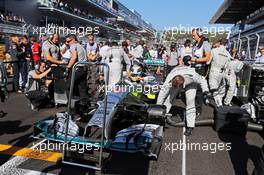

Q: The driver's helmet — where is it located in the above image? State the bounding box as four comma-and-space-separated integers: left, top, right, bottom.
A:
131, 59, 147, 76
131, 64, 142, 77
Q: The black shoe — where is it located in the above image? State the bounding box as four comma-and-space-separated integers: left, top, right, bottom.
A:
0, 110, 7, 118
184, 127, 194, 137
45, 103, 55, 108
31, 104, 39, 112
18, 87, 26, 94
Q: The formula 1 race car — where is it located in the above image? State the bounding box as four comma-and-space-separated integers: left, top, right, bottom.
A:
33, 62, 166, 170
144, 59, 165, 66
33, 90, 166, 155
236, 61, 264, 125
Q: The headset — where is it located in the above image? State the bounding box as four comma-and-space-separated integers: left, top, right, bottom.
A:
35, 61, 48, 72
35, 61, 42, 71
196, 28, 203, 38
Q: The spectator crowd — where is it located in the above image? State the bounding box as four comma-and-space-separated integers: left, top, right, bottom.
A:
0, 10, 25, 24
40, 0, 116, 27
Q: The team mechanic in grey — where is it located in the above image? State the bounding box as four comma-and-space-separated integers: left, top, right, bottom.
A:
131, 40, 144, 60
157, 66, 210, 136
66, 34, 88, 97
223, 59, 244, 106
104, 42, 131, 87
208, 38, 232, 107
190, 28, 212, 117
42, 33, 65, 65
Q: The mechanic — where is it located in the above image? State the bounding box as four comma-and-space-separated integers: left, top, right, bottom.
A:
65, 34, 88, 97
164, 43, 179, 75
223, 59, 244, 106
190, 28, 212, 117
157, 66, 211, 136
190, 28, 211, 74
84, 35, 100, 104
99, 41, 111, 61
131, 40, 144, 60
126, 38, 134, 54
42, 33, 65, 65
208, 38, 232, 107
105, 42, 131, 87
25, 61, 55, 111
179, 39, 193, 65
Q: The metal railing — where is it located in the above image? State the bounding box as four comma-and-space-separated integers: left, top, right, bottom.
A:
62, 62, 109, 171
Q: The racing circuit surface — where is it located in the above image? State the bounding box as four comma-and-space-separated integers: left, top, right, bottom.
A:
0, 93, 263, 175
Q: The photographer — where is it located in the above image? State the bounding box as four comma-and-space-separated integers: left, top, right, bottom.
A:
25, 61, 55, 111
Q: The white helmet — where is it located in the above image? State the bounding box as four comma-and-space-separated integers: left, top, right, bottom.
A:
131, 65, 142, 76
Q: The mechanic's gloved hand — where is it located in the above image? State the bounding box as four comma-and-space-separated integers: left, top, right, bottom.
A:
64, 68, 69, 78
183, 56, 192, 66
203, 91, 213, 105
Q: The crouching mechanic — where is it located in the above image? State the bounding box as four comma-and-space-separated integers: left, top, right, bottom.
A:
157, 66, 211, 136
25, 61, 55, 110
